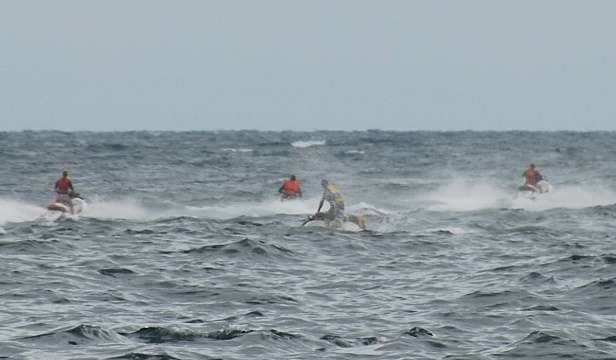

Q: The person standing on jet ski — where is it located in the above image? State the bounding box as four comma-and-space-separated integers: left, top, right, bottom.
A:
278, 175, 302, 199
521, 164, 543, 191
55, 170, 75, 211
315, 179, 345, 221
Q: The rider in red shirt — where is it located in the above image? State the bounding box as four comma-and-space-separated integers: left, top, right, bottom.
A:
55, 171, 74, 210
522, 164, 542, 186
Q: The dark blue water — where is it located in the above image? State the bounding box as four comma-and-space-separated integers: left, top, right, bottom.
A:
1, 131, 616, 359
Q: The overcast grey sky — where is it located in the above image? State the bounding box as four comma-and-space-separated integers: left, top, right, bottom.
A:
1, 1, 615, 131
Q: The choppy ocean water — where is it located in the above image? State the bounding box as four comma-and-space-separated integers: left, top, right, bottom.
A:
1, 130, 616, 359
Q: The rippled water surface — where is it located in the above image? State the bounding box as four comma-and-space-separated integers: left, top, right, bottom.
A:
2, 131, 616, 359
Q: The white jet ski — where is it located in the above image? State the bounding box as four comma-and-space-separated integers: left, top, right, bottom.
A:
47, 192, 87, 215
280, 193, 301, 202
517, 180, 553, 199
302, 212, 367, 232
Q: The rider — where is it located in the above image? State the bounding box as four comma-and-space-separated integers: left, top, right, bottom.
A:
279, 175, 302, 199
55, 170, 74, 211
316, 179, 345, 221
522, 163, 543, 187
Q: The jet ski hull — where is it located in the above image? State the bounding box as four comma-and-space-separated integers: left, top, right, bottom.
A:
303, 220, 364, 232
302, 213, 366, 232
47, 198, 86, 214
517, 180, 553, 199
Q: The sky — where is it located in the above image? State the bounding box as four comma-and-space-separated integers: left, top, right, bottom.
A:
1, 0, 615, 131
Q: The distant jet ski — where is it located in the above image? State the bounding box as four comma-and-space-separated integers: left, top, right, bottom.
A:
47, 192, 86, 215
302, 212, 367, 232
517, 180, 553, 199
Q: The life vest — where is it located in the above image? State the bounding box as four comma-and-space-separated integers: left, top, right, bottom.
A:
523, 169, 537, 186
282, 180, 300, 195
56, 177, 72, 194
325, 184, 345, 208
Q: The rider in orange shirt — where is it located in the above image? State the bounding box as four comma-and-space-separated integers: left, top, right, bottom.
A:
279, 175, 302, 199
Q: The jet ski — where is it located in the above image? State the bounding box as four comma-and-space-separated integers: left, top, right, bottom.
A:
517, 180, 553, 199
302, 212, 367, 232
47, 192, 87, 215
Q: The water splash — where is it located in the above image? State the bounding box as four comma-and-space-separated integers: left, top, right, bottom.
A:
0, 198, 46, 225
417, 179, 616, 212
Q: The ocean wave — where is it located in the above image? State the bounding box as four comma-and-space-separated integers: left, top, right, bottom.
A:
20, 324, 122, 345
107, 353, 181, 360
168, 238, 294, 259
494, 330, 606, 358
121, 326, 257, 344
98, 268, 136, 277
0, 239, 59, 253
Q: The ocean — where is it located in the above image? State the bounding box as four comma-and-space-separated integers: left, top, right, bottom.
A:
1, 130, 616, 359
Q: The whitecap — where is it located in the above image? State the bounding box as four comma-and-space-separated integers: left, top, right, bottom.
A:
221, 148, 253, 153
291, 140, 326, 148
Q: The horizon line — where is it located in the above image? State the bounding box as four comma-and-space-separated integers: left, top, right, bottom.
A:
2, 129, 616, 133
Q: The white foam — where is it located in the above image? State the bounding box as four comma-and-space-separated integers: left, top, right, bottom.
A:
510, 185, 616, 211
418, 180, 510, 212
83, 198, 152, 220
0, 198, 46, 225
291, 140, 326, 148
186, 197, 320, 220
221, 148, 253, 153
345, 150, 365, 155
418, 179, 616, 212
347, 202, 392, 215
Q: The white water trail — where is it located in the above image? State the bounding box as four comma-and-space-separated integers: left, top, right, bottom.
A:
417, 180, 511, 212
186, 197, 321, 219
0, 198, 47, 226
83, 198, 152, 220
510, 185, 616, 211
417, 179, 616, 212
